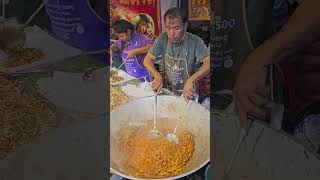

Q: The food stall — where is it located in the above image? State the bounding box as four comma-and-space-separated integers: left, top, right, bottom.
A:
109, 0, 211, 179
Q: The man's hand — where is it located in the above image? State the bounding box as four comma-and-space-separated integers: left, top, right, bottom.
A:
110, 43, 118, 52
233, 50, 271, 127
124, 50, 136, 60
183, 78, 195, 100
152, 74, 163, 94
233, 0, 320, 127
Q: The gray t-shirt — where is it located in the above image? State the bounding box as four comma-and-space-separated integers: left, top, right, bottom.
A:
149, 32, 209, 75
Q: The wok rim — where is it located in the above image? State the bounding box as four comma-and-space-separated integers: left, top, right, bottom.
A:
110, 95, 210, 179
110, 159, 210, 180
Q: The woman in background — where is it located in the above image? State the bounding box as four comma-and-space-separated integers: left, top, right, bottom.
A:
111, 19, 153, 81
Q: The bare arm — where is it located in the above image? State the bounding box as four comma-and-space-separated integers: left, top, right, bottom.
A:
129, 44, 153, 55
233, 0, 320, 127
256, 0, 320, 66
143, 52, 161, 78
143, 52, 163, 93
188, 57, 210, 83
183, 56, 210, 99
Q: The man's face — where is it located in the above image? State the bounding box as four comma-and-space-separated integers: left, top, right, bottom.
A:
116, 32, 131, 42
164, 17, 186, 43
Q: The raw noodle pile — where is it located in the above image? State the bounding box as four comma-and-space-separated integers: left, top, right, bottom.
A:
0, 76, 58, 159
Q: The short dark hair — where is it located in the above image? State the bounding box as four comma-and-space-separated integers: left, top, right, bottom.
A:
113, 19, 134, 34
164, 7, 188, 24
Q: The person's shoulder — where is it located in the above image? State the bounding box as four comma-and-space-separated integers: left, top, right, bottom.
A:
149, 33, 167, 55
155, 32, 168, 41
151, 32, 168, 47
186, 32, 204, 42
137, 33, 152, 40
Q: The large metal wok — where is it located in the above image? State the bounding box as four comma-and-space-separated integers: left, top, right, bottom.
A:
110, 95, 210, 180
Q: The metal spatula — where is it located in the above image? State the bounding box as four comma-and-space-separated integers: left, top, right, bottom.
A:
166, 99, 193, 144
148, 93, 163, 139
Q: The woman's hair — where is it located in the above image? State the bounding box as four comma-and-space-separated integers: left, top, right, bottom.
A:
113, 19, 135, 34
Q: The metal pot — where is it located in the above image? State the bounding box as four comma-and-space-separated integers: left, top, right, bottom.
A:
110, 95, 210, 180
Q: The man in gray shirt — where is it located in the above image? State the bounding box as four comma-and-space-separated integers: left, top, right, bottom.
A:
143, 7, 210, 100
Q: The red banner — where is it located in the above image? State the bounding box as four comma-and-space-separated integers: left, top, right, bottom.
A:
110, 0, 161, 39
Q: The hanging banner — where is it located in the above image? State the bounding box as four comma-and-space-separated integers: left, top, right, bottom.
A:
189, 0, 210, 21
110, 0, 161, 39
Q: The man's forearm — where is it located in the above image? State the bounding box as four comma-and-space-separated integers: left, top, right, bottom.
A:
189, 57, 210, 82
258, 0, 320, 65
132, 44, 153, 55
143, 52, 161, 77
